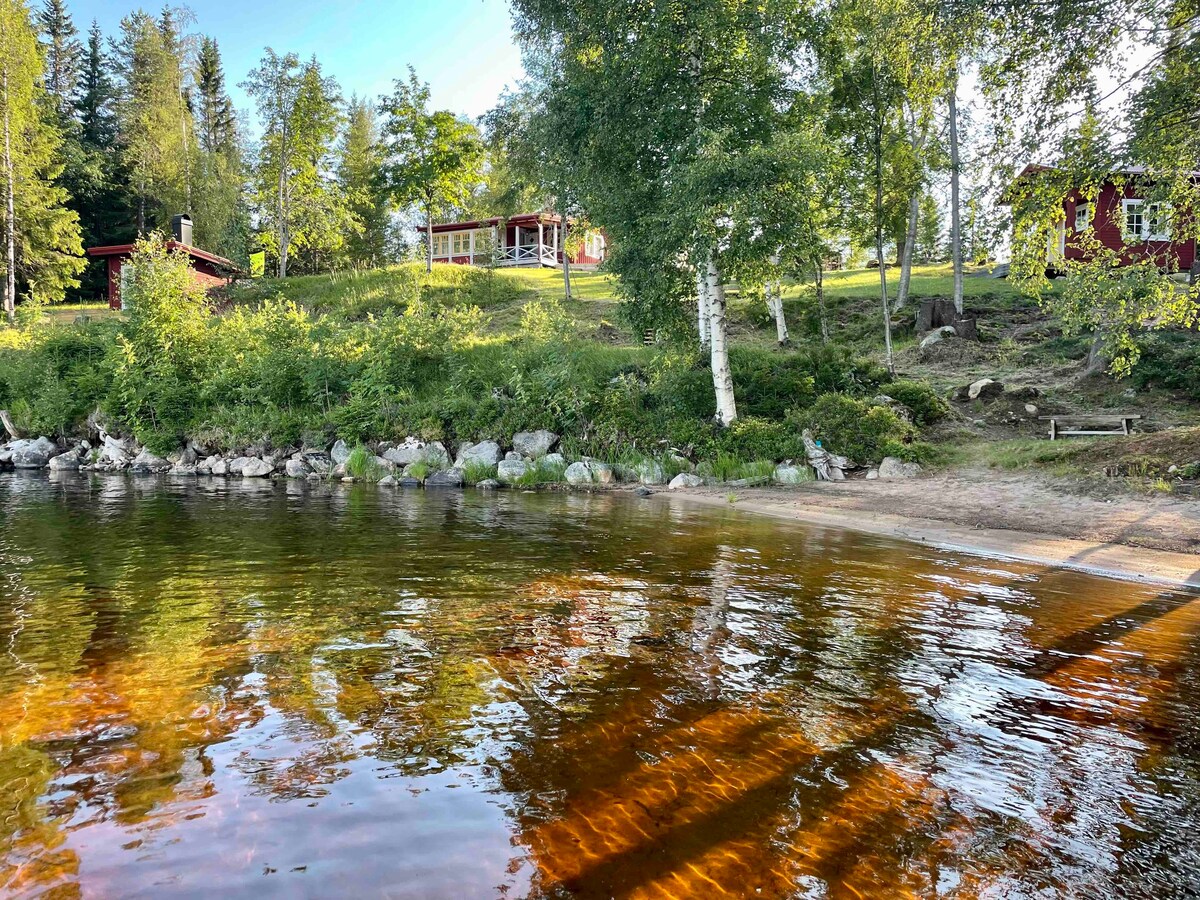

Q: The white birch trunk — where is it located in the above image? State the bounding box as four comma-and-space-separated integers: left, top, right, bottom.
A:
277, 161, 288, 278
768, 286, 789, 346
815, 263, 829, 343
948, 75, 964, 315
2, 68, 14, 324
562, 219, 572, 300
695, 263, 710, 348
896, 190, 920, 310
425, 204, 433, 273
706, 256, 737, 426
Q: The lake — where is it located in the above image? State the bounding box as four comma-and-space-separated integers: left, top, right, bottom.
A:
0, 473, 1198, 898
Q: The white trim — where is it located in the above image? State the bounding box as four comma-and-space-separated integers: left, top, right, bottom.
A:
1074, 201, 1092, 232
1123, 199, 1172, 242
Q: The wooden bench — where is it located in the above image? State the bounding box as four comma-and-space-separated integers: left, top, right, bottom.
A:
1039, 414, 1141, 440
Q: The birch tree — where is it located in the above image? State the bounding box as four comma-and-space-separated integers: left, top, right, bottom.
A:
378, 68, 485, 273
1, 0, 84, 321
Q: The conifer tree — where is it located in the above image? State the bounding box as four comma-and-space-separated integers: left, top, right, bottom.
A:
338, 96, 391, 268
36, 0, 81, 121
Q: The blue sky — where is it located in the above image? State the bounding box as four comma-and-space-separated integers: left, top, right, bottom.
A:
63, 0, 526, 122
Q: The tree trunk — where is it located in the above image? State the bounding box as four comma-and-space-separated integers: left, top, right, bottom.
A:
896, 190, 920, 310
2, 68, 15, 325
948, 75, 964, 315
873, 96, 895, 375
1084, 328, 1109, 377
815, 262, 829, 343
425, 203, 434, 273
768, 284, 789, 346
706, 255, 737, 426
695, 262, 710, 349
277, 161, 288, 278
562, 220, 572, 300
0, 409, 19, 439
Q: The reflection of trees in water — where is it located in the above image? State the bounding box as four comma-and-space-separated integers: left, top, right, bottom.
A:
0, 478, 1199, 896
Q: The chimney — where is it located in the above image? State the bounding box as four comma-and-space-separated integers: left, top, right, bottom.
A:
171, 214, 193, 247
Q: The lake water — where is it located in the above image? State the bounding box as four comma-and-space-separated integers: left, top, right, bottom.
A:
0, 473, 1198, 898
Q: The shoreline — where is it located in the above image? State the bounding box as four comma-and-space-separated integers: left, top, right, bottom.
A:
653, 486, 1200, 589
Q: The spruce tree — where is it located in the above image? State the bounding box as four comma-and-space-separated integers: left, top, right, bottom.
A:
36, 0, 81, 121
338, 96, 390, 267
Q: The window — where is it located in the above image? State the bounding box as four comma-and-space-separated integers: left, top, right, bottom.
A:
1124, 199, 1173, 241
452, 232, 471, 255
1074, 202, 1092, 232
432, 233, 450, 257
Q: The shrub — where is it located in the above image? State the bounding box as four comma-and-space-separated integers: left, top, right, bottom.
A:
346, 446, 384, 481
883, 380, 948, 426
460, 460, 496, 484
788, 394, 915, 464
713, 416, 804, 462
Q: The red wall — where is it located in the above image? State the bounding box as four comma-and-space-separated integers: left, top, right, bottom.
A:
1064, 182, 1195, 271
105, 255, 231, 308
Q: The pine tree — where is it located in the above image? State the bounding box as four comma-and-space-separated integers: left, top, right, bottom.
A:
196, 37, 235, 156
1, 0, 85, 319
191, 36, 247, 261
36, 0, 81, 121
77, 21, 115, 147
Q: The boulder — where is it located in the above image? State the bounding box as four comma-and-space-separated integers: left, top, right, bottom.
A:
425, 468, 465, 488
542, 452, 566, 468
512, 430, 558, 458
130, 448, 170, 474
772, 464, 809, 484
475, 478, 501, 490
303, 452, 331, 475
504, 450, 522, 462
97, 433, 135, 467
398, 476, 423, 488
285, 458, 311, 478
330, 439, 351, 465
865, 468, 879, 480
634, 459, 668, 485
209, 457, 230, 476
878, 456, 922, 478
967, 378, 1004, 401
10, 436, 57, 469
919, 325, 957, 350
455, 440, 502, 467
564, 459, 615, 486
0, 450, 12, 469
497, 459, 530, 484
377, 474, 397, 486
168, 446, 199, 466
48, 447, 84, 471
668, 472, 704, 490
669, 454, 695, 473
168, 464, 197, 477
383, 439, 449, 468
228, 456, 250, 475
241, 457, 274, 478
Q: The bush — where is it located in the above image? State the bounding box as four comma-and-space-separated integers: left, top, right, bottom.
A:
883, 379, 948, 426
788, 394, 915, 464
460, 460, 496, 484
346, 446, 385, 481
712, 416, 804, 462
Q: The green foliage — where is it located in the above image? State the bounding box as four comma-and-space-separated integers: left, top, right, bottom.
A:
459, 460, 495, 485
883, 379, 948, 426
788, 394, 915, 464
345, 446, 385, 481
1131, 331, 1200, 401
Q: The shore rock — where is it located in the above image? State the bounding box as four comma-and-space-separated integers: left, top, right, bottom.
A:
668, 472, 704, 490
865, 468, 879, 480
98, 433, 135, 467
564, 459, 615, 486
398, 476, 423, 487
168, 464, 197, 477
241, 458, 274, 478
130, 449, 170, 474
497, 459, 530, 483
635, 459, 668, 485
285, 458, 311, 478
425, 468, 465, 488
512, 430, 558, 458
475, 478, 500, 490
878, 456, 922, 478
303, 451, 331, 475
209, 457, 229, 476
10, 437, 57, 469
48, 447, 84, 471
773, 464, 809, 484
542, 452, 566, 468
383, 439, 449, 468
377, 474, 397, 486
967, 378, 1004, 401
0, 450, 12, 468
330, 440, 351, 465
455, 441, 502, 467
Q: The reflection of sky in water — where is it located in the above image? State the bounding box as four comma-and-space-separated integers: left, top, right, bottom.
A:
1, 473, 1199, 898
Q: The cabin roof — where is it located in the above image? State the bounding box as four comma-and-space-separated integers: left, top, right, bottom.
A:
86, 240, 241, 271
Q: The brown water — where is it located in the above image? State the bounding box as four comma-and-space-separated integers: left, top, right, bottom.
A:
0, 473, 1198, 899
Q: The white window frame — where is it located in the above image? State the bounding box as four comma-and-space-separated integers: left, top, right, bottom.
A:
1074, 201, 1092, 232
432, 233, 450, 257
451, 231, 471, 255
1147, 202, 1172, 241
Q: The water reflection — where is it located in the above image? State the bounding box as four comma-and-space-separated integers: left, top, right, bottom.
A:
0, 473, 1198, 897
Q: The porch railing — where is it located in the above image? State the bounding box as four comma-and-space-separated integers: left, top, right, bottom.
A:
493, 245, 559, 267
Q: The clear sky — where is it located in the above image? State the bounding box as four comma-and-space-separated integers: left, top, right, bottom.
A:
62, 0, 527, 122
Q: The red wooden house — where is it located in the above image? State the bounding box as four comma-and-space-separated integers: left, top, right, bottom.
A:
418, 213, 606, 268
1004, 165, 1196, 272
87, 215, 241, 309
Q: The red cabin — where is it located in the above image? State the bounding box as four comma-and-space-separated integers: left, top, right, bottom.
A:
1004, 165, 1197, 273
417, 213, 606, 268
86, 215, 241, 309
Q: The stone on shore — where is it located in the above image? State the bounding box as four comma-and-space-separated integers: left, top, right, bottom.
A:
10, 436, 57, 469
772, 464, 809, 484
564, 459, 614, 486
878, 456, 922, 478
455, 441, 502, 467
330, 440, 351, 465
383, 439, 449, 468
512, 430, 558, 458
497, 459, 530, 484
130, 449, 170, 474
668, 472, 704, 490
241, 458, 274, 478
475, 478, 500, 490
285, 458, 311, 478
48, 447, 84, 471
425, 468, 465, 488
635, 459, 668, 485
377, 474, 397, 486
